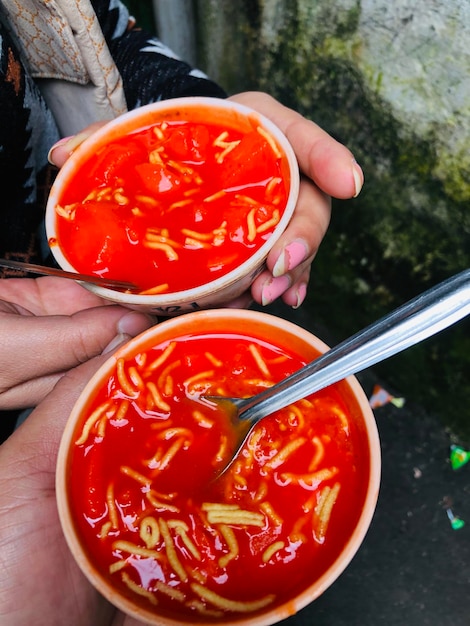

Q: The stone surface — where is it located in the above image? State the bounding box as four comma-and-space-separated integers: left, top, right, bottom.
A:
194, 0, 470, 437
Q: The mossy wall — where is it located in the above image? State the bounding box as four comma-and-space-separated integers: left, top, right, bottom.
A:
194, 0, 470, 438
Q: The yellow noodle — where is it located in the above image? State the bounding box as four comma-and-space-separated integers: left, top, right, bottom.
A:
109, 559, 128, 574
113, 189, 129, 205
169, 199, 194, 210
190, 583, 275, 612
233, 473, 247, 487
159, 518, 188, 582
216, 140, 240, 163
213, 435, 228, 464
186, 598, 223, 618
100, 520, 112, 539
55, 204, 76, 220
262, 541, 285, 563
202, 503, 240, 511
121, 572, 158, 605
149, 148, 164, 164
156, 437, 185, 471
265, 176, 282, 198
135, 193, 159, 207
264, 437, 307, 470
75, 401, 113, 445
330, 405, 350, 432
257, 126, 282, 158
115, 399, 130, 421
206, 510, 265, 528
245, 378, 274, 389
181, 228, 214, 242
155, 580, 185, 602
184, 237, 210, 250
188, 567, 207, 586
139, 284, 169, 296
143, 240, 179, 260
246, 207, 257, 242
145, 342, 177, 374
159, 427, 193, 442
218, 524, 239, 568
315, 482, 341, 541
260, 501, 283, 526
308, 436, 325, 472
140, 516, 160, 549
248, 344, 271, 378
281, 467, 338, 489
287, 404, 305, 428
253, 481, 268, 502
96, 415, 107, 439
106, 483, 119, 529
146, 491, 180, 512
152, 125, 165, 140
192, 410, 214, 429
203, 190, 226, 203
168, 520, 201, 560
128, 365, 145, 391
157, 359, 181, 395
146, 381, 171, 412
256, 209, 280, 234
116, 358, 139, 398
213, 130, 229, 145
184, 370, 215, 387
120, 465, 151, 487
112, 540, 163, 560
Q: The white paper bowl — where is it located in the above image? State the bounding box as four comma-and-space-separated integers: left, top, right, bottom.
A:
56, 309, 381, 626
45, 97, 300, 314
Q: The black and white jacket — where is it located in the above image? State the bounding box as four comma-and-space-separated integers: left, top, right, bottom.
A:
0, 0, 225, 266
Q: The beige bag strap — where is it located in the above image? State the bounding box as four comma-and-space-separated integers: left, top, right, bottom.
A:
1, 0, 127, 134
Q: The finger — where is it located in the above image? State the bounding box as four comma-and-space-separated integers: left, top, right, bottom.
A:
0, 307, 153, 400
47, 122, 108, 168
230, 92, 364, 199
267, 177, 331, 278
0, 348, 116, 485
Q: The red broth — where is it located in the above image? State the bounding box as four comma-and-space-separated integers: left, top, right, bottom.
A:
67, 330, 370, 622
52, 117, 289, 293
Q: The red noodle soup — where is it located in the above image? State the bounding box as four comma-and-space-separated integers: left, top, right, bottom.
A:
58, 312, 378, 625
51, 106, 291, 295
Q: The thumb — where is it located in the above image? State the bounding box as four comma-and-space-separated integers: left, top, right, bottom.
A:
0, 306, 153, 409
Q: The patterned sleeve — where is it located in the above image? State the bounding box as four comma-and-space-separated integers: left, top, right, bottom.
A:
92, 0, 227, 110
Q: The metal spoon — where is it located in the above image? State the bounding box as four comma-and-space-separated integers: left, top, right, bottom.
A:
0, 257, 140, 292
206, 268, 470, 470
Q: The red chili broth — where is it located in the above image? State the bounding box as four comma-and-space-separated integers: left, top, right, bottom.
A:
68, 331, 370, 622
53, 118, 289, 293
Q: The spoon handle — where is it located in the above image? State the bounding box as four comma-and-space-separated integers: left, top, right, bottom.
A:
0, 257, 138, 292
238, 268, 470, 423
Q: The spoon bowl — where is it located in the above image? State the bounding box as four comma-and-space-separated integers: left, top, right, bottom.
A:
205, 268, 470, 473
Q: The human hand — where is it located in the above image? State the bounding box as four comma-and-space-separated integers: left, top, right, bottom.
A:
0, 277, 153, 410
49, 94, 364, 309
228, 92, 364, 308
0, 347, 149, 626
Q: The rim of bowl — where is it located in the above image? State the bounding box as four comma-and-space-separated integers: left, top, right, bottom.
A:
56, 309, 381, 626
45, 97, 300, 305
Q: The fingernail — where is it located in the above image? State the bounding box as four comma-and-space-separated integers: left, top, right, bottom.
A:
352, 159, 364, 198
47, 132, 90, 165
261, 275, 291, 306
47, 136, 73, 165
102, 333, 131, 355
117, 311, 154, 336
272, 239, 309, 277
292, 282, 307, 309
